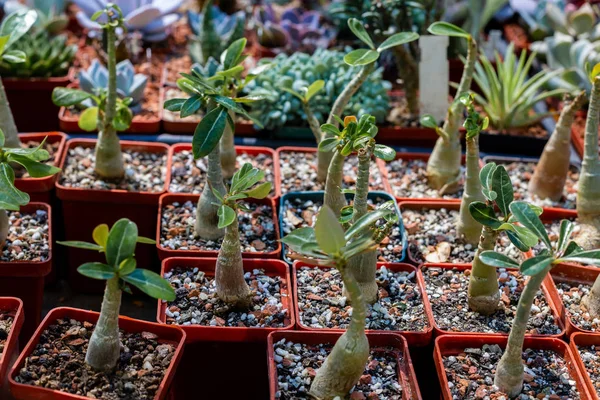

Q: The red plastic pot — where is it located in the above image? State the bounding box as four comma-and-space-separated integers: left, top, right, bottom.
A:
570, 332, 600, 399
9, 307, 186, 400
156, 193, 281, 260
156, 257, 294, 343
167, 144, 279, 198
0, 203, 52, 345
0, 298, 23, 396
267, 330, 422, 400
14, 132, 67, 204
292, 261, 433, 347
434, 334, 591, 400
3, 68, 75, 132
56, 139, 169, 293
419, 263, 565, 338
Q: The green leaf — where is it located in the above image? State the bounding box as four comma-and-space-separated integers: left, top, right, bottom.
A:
192, 106, 228, 158
520, 255, 553, 276
0, 130, 4, 148
305, 80, 324, 101
478, 251, 519, 268
506, 230, 531, 252
339, 206, 354, 224
561, 250, 600, 266
106, 219, 138, 268
217, 205, 236, 229
420, 114, 438, 129
377, 32, 419, 52
57, 241, 104, 251
373, 144, 396, 161
318, 137, 339, 152
52, 87, 92, 107
344, 49, 379, 66
77, 262, 115, 280
321, 123, 340, 137
479, 162, 497, 190
136, 236, 156, 245
469, 202, 501, 228
347, 18, 375, 49
2, 50, 25, 64
0, 9, 37, 52
7, 154, 60, 178
78, 106, 98, 132
491, 166, 513, 216
557, 219, 574, 254
244, 182, 271, 199
315, 205, 346, 254
0, 36, 9, 56
345, 206, 395, 241
343, 236, 377, 259
164, 98, 186, 112
122, 269, 176, 301
118, 257, 136, 276
93, 224, 109, 248
91, 10, 103, 21
180, 95, 203, 118
0, 164, 28, 211
509, 201, 551, 250
590, 62, 600, 81
221, 37, 247, 70
563, 241, 583, 257
280, 227, 316, 253
428, 21, 471, 39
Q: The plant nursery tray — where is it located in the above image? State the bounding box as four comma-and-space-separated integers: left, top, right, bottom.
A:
570, 332, 600, 399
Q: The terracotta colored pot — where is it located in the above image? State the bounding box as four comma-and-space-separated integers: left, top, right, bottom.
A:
267, 330, 422, 400
9, 307, 186, 400
419, 263, 565, 338
56, 139, 169, 293
156, 193, 281, 260
167, 143, 280, 199
434, 334, 591, 400
292, 261, 433, 347
570, 332, 600, 399
3, 68, 75, 132
0, 298, 23, 396
156, 257, 294, 342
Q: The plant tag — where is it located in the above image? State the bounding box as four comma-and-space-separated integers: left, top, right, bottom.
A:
419, 35, 449, 122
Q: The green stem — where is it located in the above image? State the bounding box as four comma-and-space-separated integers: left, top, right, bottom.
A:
304, 102, 322, 144
494, 266, 551, 397
457, 136, 484, 244
86, 277, 122, 372
468, 226, 500, 315
216, 215, 250, 307
220, 110, 236, 180
392, 46, 419, 116
196, 138, 226, 240
0, 77, 19, 148
323, 149, 346, 217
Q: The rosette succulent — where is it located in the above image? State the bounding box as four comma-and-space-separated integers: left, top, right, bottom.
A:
3, 0, 68, 34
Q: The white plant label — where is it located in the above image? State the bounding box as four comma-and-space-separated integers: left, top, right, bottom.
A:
419, 35, 449, 122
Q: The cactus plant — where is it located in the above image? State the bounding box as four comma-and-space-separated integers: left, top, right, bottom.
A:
3, 0, 68, 34
58, 219, 175, 372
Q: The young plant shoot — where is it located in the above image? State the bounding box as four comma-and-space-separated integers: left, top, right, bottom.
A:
51, 4, 133, 179
479, 206, 600, 397
211, 163, 271, 308
0, 130, 60, 244
164, 38, 263, 240
58, 219, 175, 372
421, 22, 477, 194
529, 91, 587, 201
281, 205, 394, 399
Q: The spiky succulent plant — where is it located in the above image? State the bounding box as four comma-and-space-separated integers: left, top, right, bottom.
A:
243, 48, 391, 131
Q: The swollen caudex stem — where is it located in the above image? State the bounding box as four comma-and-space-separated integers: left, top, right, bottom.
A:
323, 148, 347, 218
424, 22, 478, 193
529, 91, 587, 202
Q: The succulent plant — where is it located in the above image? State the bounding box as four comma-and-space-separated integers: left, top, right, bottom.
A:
3, 0, 68, 34
243, 48, 392, 131
0, 30, 76, 78
72, 0, 183, 42
327, 0, 370, 39
79, 59, 147, 111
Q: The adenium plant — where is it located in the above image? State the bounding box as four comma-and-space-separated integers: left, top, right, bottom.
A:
51, 4, 134, 179
58, 219, 175, 372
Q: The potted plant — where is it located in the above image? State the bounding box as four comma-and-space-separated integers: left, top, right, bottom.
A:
570, 332, 600, 398
51, 4, 170, 293
10, 218, 186, 399
0, 297, 22, 397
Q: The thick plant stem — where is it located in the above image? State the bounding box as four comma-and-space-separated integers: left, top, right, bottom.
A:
86, 277, 122, 372
392, 46, 419, 116
577, 77, 600, 250
529, 92, 587, 201
323, 150, 346, 217
216, 216, 251, 308
468, 226, 500, 315
304, 103, 334, 183
583, 275, 600, 319
304, 103, 322, 144
94, 25, 124, 179
494, 266, 551, 397
220, 110, 236, 180
457, 136, 485, 244
0, 78, 19, 148
427, 37, 477, 192
0, 209, 7, 246
310, 266, 369, 399
345, 149, 378, 304
195, 144, 227, 239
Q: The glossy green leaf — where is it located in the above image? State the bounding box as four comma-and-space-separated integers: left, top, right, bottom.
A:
557, 219, 574, 254
506, 230, 530, 252
78, 106, 98, 132
0, 164, 28, 211
345, 206, 395, 241
52, 87, 92, 107
479, 162, 497, 190
478, 251, 519, 268
469, 202, 501, 228
305, 80, 324, 101
7, 154, 60, 178
520, 255, 553, 276
93, 224, 109, 248
164, 98, 186, 112
509, 201, 551, 250
590, 62, 600, 81
118, 257, 136, 276
373, 144, 396, 161
244, 182, 271, 199
318, 137, 339, 152
106, 219, 138, 268
1, 9, 37, 51
77, 262, 115, 280
217, 205, 236, 229
136, 236, 155, 245
344, 49, 379, 66
122, 269, 176, 301
561, 249, 600, 266
57, 240, 104, 251
0, 36, 9, 56
428, 21, 471, 39
180, 95, 202, 118
192, 106, 228, 159
314, 205, 345, 254
343, 236, 377, 259
321, 123, 340, 137
221, 37, 247, 70
377, 32, 419, 52
563, 241, 583, 257
491, 166, 513, 216
113, 105, 133, 132
347, 18, 375, 49
280, 227, 316, 253
2, 50, 25, 64
420, 114, 438, 129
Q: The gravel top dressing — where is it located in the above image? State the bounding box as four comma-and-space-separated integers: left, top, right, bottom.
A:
282, 197, 404, 263
60, 146, 167, 192
15, 318, 175, 399
273, 339, 403, 399
296, 266, 428, 332
14, 139, 60, 179
160, 200, 277, 253
0, 313, 13, 355
423, 267, 561, 335
443, 344, 580, 399
577, 345, 600, 397
169, 150, 275, 196
555, 281, 599, 332
279, 151, 385, 194
2, 209, 50, 262
164, 266, 288, 328
384, 158, 464, 200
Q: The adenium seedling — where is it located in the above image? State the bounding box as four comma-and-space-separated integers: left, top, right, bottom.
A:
58, 218, 175, 372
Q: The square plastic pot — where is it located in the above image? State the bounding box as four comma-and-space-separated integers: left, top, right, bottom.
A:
419, 263, 565, 339
434, 334, 591, 400
167, 143, 280, 199
570, 332, 600, 399
0, 298, 22, 397
279, 191, 406, 264
292, 261, 433, 347
267, 330, 422, 400
9, 307, 186, 400
56, 139, 169, 293
156, 257, 294, 343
